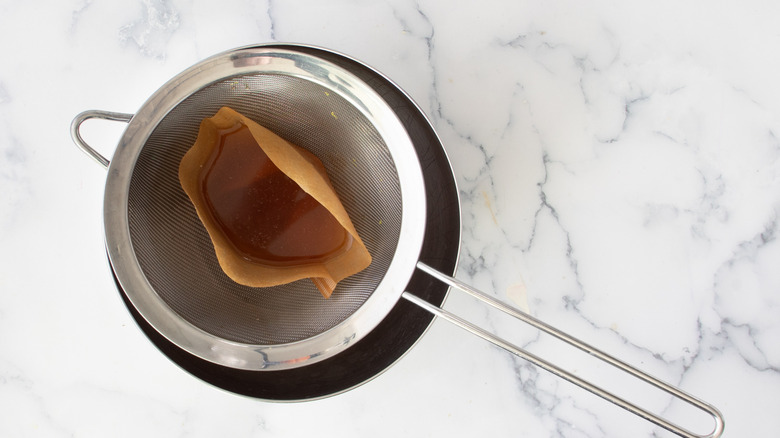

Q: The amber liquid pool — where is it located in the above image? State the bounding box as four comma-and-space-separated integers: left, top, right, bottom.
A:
198, 122, 351, 266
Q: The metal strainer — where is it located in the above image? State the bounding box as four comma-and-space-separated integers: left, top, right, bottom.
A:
74, 47, 426, 370
72, 45, 723, 438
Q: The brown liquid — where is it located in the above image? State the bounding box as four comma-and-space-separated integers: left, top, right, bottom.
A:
199, 122, 351, 265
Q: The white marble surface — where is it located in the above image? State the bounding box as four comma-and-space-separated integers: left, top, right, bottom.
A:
1, 1, 778, 436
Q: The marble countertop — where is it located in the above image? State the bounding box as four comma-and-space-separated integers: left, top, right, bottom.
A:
2, 1, 778, 437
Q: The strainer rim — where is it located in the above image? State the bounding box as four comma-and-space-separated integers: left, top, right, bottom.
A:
103, 47, 426, 370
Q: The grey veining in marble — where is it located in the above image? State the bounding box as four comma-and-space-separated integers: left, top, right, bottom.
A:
1, 0, 779, 437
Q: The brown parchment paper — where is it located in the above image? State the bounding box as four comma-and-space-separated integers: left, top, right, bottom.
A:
178, 107, 372, 298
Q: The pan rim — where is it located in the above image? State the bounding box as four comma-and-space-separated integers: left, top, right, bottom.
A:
110, 42, 463, 400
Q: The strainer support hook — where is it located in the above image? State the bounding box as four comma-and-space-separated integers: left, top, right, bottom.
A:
71, 110, 134, 169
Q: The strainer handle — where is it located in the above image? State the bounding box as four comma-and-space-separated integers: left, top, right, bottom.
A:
401, 261, 724, 438
70, 110, 134, 169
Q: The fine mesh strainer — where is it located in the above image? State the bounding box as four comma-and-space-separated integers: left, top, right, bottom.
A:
74, 47, 426, 370
72, 45, 723, 438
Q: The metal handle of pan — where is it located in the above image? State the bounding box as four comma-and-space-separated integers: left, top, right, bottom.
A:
70, 110, 134, 168
402, 261, 724, 438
